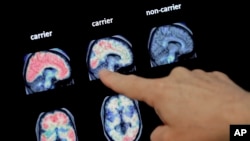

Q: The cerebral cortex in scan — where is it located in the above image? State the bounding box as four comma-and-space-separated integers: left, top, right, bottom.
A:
148, 22, 197, 67
86, 35, 135, 81
100, 94, 143, 141
35, 108, 78, 141
23, 48, 74, 95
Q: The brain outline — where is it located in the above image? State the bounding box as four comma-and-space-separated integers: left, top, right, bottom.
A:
148, 22, 194, 67
23, 48, 72, 94
100, 94, 143, 141
87, 35, 135, 81
35, 108, 78, 141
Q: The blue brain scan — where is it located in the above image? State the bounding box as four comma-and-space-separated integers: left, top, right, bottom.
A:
23, 48, 74, 95
86, 35, 135, 81
148, 22, 197, 67
100, 94, 143, 141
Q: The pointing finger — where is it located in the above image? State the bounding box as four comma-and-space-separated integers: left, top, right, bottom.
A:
99, 69, 159, 107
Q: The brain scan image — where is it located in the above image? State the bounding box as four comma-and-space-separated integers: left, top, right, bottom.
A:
23, 48, 74, 95
148, 22, 196, 67
87, 35, 135, 81
35, 108, 78, 141
101, 94, 143, 141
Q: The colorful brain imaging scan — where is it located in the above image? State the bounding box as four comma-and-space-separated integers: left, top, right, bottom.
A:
35, 108, 78, 141
148, 22, 196, 67
100, 94, 143, 141
86, 35, 135, 81
23, 48, 74, 95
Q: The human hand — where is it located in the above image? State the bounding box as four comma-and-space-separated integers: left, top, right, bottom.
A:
99, 67, 250, 141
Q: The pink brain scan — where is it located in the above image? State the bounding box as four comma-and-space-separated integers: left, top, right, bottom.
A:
35, 108, 78, 141
101, 94, 143, 141
23, 48, 74, 95
86, 35, 135, 81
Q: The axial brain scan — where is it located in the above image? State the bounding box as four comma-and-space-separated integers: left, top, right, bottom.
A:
35, 108, 78, 141
23, 48, 74, 95
100, 94, 143, 141
87, 35, 135, 81
148, 22, 196, 67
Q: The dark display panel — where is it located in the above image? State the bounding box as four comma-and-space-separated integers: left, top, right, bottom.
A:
8, 1, 250, 140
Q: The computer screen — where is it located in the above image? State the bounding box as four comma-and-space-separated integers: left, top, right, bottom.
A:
9, 0, 249, 140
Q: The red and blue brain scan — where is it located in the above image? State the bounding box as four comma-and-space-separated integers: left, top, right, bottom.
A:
101, 94, 143, 141
148, 22, 197, 67
23, 48, 74, 95
87, 35, 135, 81
35, 108, 78, 141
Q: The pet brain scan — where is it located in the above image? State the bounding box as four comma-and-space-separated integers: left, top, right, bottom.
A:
101, 94, 143, 141
148, 22, 196, 67
23, 48, 74, 95
87, 35, 135, 81
35, 108, 78, 141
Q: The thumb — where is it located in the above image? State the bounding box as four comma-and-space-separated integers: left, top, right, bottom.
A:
150, 125, 171, 141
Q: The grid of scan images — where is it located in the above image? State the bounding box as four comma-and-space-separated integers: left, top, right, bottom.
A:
18, 1, 196, 140
22, 24, 196, 141
23, 21, 196, 95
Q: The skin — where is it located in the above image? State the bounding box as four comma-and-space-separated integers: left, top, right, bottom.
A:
99, 66, 250, 141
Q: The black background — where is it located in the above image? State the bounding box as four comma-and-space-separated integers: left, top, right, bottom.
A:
230, 125, 250, 141
5, 0, 250, 140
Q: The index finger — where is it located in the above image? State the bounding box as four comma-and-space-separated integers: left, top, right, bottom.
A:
99, 69, 158, 107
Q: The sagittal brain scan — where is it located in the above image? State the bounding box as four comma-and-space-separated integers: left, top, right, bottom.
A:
148, 22, 196, 67
87, 35, 135, 81
101, 94, 143, 141
36, 108, 78, 141
23, 48, 74, 95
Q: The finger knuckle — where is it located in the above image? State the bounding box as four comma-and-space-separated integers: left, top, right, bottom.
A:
170, 66, 189, 76
192, 69, 205, 74
212, 71, 229, 78
174, 66, 187, 71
